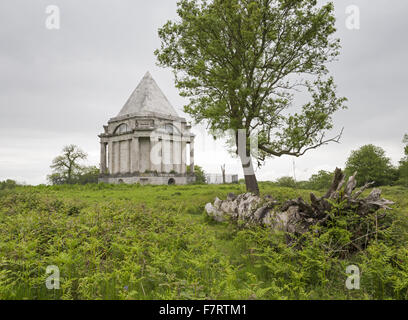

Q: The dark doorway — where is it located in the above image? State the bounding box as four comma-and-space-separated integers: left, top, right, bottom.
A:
168, 178, 175, 185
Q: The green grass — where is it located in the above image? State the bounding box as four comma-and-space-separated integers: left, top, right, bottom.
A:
0, 182, 407, 300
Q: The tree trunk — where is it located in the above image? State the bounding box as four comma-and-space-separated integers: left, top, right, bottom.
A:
240, 155, 259, 195
237, 129, 259, 195
244, 173, 259, 195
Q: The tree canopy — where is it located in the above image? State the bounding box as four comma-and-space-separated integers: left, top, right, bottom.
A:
156, 0, 347, 194
345, 144, 396, 187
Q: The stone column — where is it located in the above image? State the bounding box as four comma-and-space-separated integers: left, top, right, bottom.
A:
190, 137, 195, 174
181, 140, 186, 174
108, 141, 113, 175
161, 137, 171, 173
131, 137, 139, 173
150, 136, 161, 172
114, 141, 120, 174
161, 138, 167, 173
170, 140, 174, 172
100, 142, 107, 174
171, 136, 180, 174
127, 139, 132, 173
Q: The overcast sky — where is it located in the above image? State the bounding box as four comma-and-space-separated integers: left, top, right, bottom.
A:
0, 0, 407, 185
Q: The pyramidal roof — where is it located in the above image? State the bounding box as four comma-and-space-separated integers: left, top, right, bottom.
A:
116, 72, 179, 118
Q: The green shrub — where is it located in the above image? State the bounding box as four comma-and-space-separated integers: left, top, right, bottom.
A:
275, 176, 297, 188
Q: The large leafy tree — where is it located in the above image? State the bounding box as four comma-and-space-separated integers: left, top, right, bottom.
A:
345, 144, 397, 187
155, 0, 347, 194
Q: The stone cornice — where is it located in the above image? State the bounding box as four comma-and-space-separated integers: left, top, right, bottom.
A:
108, 112, 187, 124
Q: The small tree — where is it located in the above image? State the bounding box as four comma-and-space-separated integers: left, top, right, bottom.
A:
187, 165, 207, 184
345, 144, 396, 187
156, 0, 347, 194
48, 145, 87, 184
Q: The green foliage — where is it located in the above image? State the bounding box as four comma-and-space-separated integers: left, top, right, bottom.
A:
345, 144, 397, 187
187, 165, 206, 184
275, 170, 334, 191
76, 166, 100, 185
307, 170, 334, 190
48, 166, 99, 186
396, 134, 408, 187
156, 0, 347, 193
0, 183, 407, 300
273, 170, 334, 191
48, 145, 89, 185
0, 179, 18, 190
275, 176, 297, 188
397, 161, 408, 187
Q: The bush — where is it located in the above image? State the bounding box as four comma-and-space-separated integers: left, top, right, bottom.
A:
275, 176, 297, 188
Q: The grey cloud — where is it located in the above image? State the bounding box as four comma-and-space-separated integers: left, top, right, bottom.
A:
0, 0, 407, 184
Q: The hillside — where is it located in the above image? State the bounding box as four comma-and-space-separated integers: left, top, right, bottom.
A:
0, 183, 407, 300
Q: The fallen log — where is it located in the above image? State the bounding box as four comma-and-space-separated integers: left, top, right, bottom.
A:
205, 168, 394, 250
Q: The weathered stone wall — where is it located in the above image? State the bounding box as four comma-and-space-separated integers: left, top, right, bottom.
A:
99, 175, 190, 185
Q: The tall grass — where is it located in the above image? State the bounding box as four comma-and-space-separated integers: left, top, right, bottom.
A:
0, 183, 407, 300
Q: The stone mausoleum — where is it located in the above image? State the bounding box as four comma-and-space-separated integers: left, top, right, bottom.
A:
98, 72, 196, 185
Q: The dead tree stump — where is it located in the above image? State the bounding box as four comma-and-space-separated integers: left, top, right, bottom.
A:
205, 168, 394, 249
